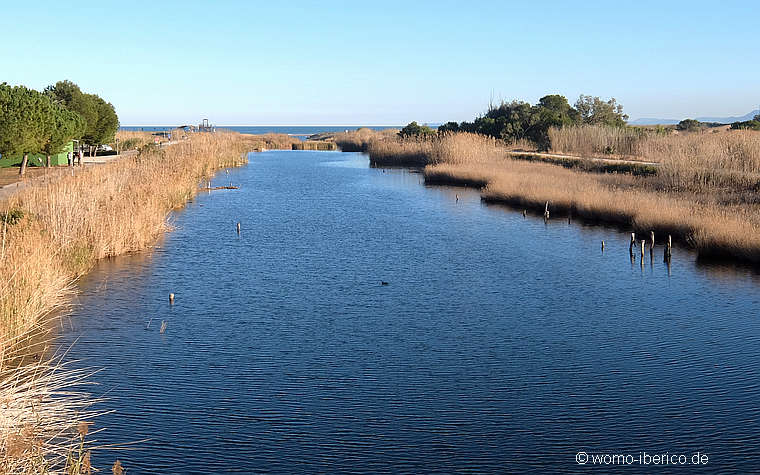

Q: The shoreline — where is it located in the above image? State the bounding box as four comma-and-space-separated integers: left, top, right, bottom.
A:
334, 129, 760, 266
0, 132, 253, 472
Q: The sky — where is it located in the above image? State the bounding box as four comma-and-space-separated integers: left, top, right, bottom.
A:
1, 0, 757, 125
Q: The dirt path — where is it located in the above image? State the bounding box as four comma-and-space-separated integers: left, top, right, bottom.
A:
507, 150, 660, 167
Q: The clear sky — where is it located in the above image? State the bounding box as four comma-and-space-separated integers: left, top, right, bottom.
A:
2, 0, 757, 125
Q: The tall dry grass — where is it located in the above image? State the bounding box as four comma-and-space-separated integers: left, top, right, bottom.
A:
1, 131, 251, 471
237, 133, 301, 151
549, 125, 760, 192
548, 124, 645, 157
332, 128, 398, 152
113, 130, 155, 151
1, 348, 103, 474
639, 130, 760, 190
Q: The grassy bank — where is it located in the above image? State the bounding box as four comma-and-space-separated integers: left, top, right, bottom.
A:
1, 132, 251, 472
338, 129, 760, 263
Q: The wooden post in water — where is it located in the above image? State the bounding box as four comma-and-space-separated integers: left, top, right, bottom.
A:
169, 293, 175, 305
544, 202, 550, 222
601, 240, 605, 251
640, 240, 645, 259
236, 222, 241, 234
522, 210, 527, 218
650, 231, 655, 250
664, 235, 672, 262
629, 233, 636, 257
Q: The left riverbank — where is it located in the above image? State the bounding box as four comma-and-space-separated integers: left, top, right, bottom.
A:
0, 132, 252, 473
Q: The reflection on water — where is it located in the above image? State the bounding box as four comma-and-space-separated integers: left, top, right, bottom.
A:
59, 151, 760, 473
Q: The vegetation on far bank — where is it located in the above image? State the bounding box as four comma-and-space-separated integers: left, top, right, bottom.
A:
333, 104, 760, 264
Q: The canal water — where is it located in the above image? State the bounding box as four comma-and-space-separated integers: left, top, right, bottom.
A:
60, 150, 760, 473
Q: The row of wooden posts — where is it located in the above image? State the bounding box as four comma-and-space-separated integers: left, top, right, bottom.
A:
541, 201, 673, 262
625, 231, 672, 262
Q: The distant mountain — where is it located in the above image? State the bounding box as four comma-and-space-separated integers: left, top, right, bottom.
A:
630, 109, 759, 126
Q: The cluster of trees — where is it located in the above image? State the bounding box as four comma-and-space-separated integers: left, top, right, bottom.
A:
398, 121, 436, 138
0, 80, 118, 175
430, 95, 628, 150
676, 119, 723, 131
730, 114, 760, 131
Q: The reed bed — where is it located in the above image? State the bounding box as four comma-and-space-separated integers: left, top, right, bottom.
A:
1, 131, 251, 471
358, 131, 760, 263
549, 125, 760, 191
113, 130, 155, 151
1, 347, 103, 474
332, 128, 398, 152
548, 124, 646, 157
238, 133, 301, 151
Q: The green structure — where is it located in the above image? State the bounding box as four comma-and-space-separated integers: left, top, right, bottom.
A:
0, 141, 74, 168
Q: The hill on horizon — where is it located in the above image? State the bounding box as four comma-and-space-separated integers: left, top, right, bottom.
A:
631, 109, 759, 126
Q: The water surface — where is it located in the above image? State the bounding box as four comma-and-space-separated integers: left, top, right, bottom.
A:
61, 150, 760, 473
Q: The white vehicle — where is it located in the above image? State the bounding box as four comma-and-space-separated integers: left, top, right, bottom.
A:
97, 144, 114, 152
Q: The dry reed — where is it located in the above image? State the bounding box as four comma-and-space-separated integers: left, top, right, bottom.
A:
549, 125, 760, 191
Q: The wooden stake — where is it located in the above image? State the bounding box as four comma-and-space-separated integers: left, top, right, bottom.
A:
664, 234, 672, 261
650, 231, 655, 249
236, 222, 241, 234
169, 293, 175, 305
544, 201, 550, 221
601, 240, 605, 251
629, 232, 636, 256
641, 240, 645, 257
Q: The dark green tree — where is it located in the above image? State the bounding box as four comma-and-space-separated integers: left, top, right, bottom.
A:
676, 119, 703, 131
399, 121, 436, 138
43, 105, 85, 166
438, 121, 460, 134
0, 83, 54, 176
45, 80, 119, 154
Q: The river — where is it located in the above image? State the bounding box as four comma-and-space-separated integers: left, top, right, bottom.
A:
59, 150, 760, 473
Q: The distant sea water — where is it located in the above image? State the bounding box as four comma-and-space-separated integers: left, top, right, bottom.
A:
119, 125, 401, 139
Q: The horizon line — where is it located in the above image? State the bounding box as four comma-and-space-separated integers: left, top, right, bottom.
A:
120, 124, 406, 127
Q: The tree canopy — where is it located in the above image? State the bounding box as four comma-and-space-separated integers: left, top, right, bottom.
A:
437, 94, 629, 150
45, 80, 119, 146
575, 95, 628, 127
399, 121, 436, 138
0, 83, 54, 158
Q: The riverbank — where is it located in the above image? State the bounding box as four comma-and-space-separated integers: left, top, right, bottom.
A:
336, 129, 760, 264
0, 132, 252, 472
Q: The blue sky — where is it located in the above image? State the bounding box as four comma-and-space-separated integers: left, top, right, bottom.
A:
1, 0, 757, 125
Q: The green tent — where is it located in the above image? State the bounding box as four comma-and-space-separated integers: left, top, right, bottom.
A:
0, 141, 74, 168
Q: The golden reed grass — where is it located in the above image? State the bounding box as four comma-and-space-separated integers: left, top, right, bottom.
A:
349, 129, 760, 263
1, 132, 251, 471
549, 125, 760, 191
332, 128, 398, 152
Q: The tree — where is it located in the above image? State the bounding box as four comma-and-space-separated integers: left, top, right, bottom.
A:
676, 119, 703, 131
438, 121, 460, 134
91, 96, 118, 153
43, 105, 85, 166
527, 95, 580, 148
399, 121, 435, 138
575, 95, 628, 127
45, 80, 119, 155
0, 83, 54, 176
